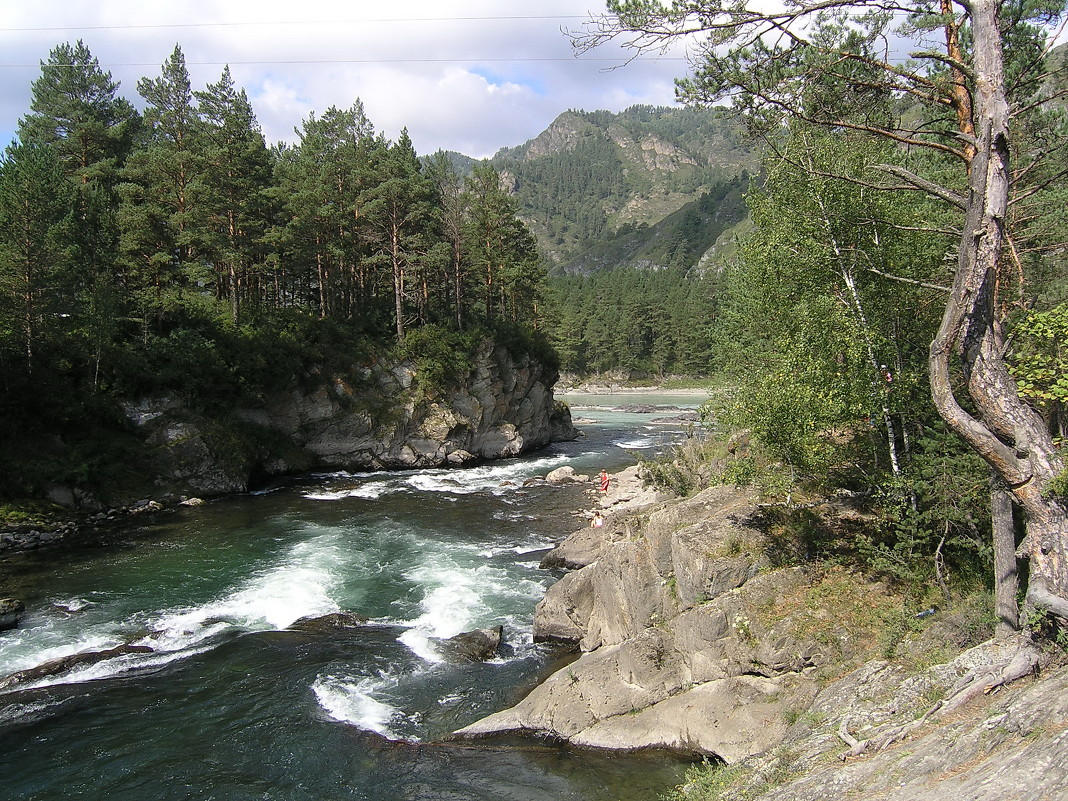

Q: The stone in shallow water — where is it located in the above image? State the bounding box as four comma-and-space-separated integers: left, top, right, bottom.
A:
287, 612, 369, 633
0, 643, 154, 691
0, 598, 25, 631
432, 626, 504, 663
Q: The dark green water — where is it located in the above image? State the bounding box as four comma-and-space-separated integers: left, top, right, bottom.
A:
0, 396, 704, 800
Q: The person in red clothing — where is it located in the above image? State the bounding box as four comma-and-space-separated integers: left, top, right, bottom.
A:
599, 469, 610, 494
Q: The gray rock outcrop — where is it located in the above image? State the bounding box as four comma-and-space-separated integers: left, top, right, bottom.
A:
727, 644, 1068, 801
287, 612, 368, 633
0, 598, 26, 631
101, 339, 577, 501
456, 486, 831, 760
454, 479, 1068, 800
432, 626, 505, 663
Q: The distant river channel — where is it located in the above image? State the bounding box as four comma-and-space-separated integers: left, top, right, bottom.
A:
1, 391, 706, 801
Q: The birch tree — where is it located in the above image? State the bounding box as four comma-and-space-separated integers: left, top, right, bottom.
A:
574, 0, 1068, 619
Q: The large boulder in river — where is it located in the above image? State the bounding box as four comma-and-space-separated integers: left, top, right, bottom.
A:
432, 626, 504, 663
0, 643, 154, 691
0, 598, 25, 631
287, 612, 368, 633
546, 466, 587, 484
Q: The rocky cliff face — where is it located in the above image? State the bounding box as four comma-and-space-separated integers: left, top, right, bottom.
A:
117, 339, 576, 501
454, 483, 1068, 801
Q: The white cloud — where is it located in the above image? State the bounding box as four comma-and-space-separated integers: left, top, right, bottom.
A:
0, 0, 689, 158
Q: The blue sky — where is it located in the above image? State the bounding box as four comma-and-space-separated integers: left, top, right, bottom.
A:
0, 0, 689, 159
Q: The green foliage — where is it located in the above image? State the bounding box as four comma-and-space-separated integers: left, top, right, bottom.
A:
0, 503, 70, 528
544, 266, 720, 377
1026, 607, 1068, 650
0, 41, 556, 502
398, 325, 479, 398
488, 318, 560, 373
711, 124, 945, 485
1009, 302, 1068, 441
18, 39, 140, 188
664, 754, 797, 801
1047, 468, 1068, 500
663, 760, 743, 801
855, 422, 993, 598
640, 434, 723, 497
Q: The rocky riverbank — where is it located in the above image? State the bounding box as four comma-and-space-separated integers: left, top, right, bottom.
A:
453, 468, 1068, 800
4, 339, 576, 540
119, 339, 577, 501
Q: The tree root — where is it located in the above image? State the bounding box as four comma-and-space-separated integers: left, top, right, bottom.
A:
836, 637, 1043, 760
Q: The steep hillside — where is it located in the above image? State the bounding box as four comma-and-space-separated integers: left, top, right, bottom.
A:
491, 105, 761, 274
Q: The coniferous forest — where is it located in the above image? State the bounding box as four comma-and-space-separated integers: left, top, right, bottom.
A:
0, 43, 548, 501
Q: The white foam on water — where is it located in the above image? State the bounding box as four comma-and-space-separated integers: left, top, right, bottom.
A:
514, 538, 556, 554
396, 560, 490, 662
249, 485, 283, 496
142, 532, 349, 647
312, 672, 413, 741
17, 645, 214, 692
475, 537, 556, 558
302, 453, 573, 503
52, 597, 93, 614
1, 531, 354, 691
392, 546, 552, 663
614, 437, 655, 449
491, 509, 537, 522
303, 481, 394, 501
0, 696, 67, 724
404, 454, 570, 496
0, 624, 124, 678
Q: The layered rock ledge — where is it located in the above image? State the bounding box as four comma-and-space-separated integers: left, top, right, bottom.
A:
60, 339, 577, 505
452, 478, 1068, 800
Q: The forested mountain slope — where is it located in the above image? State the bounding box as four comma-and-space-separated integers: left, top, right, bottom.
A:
489, 105, 761, 274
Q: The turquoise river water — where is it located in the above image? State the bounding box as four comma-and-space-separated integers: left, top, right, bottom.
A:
0, 393, 706, 801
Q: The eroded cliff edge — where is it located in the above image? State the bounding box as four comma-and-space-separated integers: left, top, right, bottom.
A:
60, 339, 577, 506
453, 482, 1068, 801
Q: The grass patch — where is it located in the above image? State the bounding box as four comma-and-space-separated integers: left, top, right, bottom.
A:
752, 565, 902, 669
665, 750, 798, 801
0, 502, 70, 528
664, 761, 745, 801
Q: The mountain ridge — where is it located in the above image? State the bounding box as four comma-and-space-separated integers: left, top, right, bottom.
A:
492, 104, 761, 274
435, 104, 762, 275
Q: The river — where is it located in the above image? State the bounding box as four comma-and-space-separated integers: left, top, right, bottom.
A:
0, 392, 706, 801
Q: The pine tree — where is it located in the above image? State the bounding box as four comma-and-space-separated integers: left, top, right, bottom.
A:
366, 130, 437, 341
424, 152, 471, 330
0, 144, 77, 375
18, 40, 140, 188
464, 164, 543, 324
118, 45, 208, 329
280, 103, 383, 321
17, 41, 137, 386
195, 67, 273, 322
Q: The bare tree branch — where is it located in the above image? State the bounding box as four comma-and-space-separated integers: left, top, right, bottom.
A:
872, 164, 968, 209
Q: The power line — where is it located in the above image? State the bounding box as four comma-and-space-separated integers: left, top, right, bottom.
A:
0, 57, 687, 69
3, 15, 595, 33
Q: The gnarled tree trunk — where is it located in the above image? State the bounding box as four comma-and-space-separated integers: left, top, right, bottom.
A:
928, 0, 1068, 620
